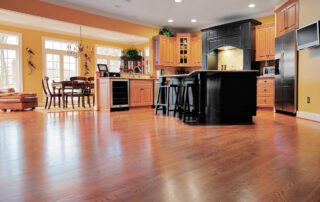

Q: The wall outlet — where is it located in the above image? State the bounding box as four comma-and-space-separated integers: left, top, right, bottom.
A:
307, 97, 311, 104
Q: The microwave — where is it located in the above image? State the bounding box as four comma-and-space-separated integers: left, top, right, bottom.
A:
263, 66, 275, 76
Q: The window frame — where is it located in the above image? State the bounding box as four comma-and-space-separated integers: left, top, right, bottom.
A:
95, 44, 122, 73
42, 37, 80, 81
0, 30, 22, 91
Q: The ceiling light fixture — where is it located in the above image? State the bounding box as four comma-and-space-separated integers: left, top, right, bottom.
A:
168, 19, 174, 23
248, 3, 255, 8
191, 19, 197, 23
175, 0, 182, 3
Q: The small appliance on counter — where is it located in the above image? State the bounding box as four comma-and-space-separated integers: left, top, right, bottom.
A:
263, 66, 275, 76
97, 64, 121, 78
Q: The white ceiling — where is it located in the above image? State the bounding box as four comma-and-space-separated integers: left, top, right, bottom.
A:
0, 9, 149, 44
43, 0, 281, 31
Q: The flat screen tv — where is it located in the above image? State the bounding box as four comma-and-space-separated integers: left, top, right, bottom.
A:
297, 21, 320, 50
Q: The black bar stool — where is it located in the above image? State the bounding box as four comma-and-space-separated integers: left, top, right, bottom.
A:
181, 83, 195, 122
154, 83, 180, 116
177, 82, 196, 123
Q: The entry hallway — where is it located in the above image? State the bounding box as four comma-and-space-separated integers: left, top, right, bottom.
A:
0, 109, 320, 201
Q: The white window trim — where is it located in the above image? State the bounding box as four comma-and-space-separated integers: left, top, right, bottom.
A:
94, 44, 122, 72
42, 37, 80, 80
0, 30, 22, 91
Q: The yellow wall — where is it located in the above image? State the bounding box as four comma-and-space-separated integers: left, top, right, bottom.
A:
0, 23, 135, 101
298, 0, 320, 115
256, 15, 275, 25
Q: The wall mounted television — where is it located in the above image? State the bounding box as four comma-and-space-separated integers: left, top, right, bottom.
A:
297, 21, 320, 50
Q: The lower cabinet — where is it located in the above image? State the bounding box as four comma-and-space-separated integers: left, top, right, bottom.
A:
130, 80, 154, 107
257, 77, 275, 108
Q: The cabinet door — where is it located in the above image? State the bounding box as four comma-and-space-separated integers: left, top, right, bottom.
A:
266, 26, 275, 60
153, 37, 160, 66
286, 3, 298, 31
277, 9, 286, 36
176, 33, 191, 67
256, 27, 266, 61
141, 84, 154, 106
190, 37, 202, 66
159, 37, 166, 66
168, 38, 175, 66
130, 85, 142, 107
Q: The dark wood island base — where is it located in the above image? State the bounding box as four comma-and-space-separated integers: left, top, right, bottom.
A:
159, 70, 259, 125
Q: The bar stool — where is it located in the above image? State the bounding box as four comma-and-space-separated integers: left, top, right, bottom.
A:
154, 83, 180, 116
179, 83, 196, 123
181, 83, 195, 123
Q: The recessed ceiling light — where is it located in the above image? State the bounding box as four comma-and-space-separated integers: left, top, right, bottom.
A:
175, 0, 182, 3
168, 19, 174, 23
191, 19, 197, 23
114, 4, 121, 8
248, 3, 255, 8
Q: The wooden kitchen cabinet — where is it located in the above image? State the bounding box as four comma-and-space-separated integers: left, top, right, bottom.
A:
153, 35, 176, 67
130, 80, 154, 107
153, 33, 202, 67
176, 33, 191, 66
256, 24, 275, 61
257, 77, 275, 108
191, 36, 202, 67
275, 0, 299, 37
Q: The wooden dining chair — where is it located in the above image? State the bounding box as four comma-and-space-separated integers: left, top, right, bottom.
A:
41, 76, 62, 109
65, 77, 87, 108
85, 77, 95, 107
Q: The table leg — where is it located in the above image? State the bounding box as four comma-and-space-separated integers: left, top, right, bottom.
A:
62, 84, 65, 108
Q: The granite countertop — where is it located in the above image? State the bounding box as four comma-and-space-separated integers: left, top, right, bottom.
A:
258, 75, 275, 78
97, 77, 156, 80
161, 70, 259, 78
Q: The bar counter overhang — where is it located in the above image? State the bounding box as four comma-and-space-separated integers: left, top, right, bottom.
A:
159, 70, 259, 125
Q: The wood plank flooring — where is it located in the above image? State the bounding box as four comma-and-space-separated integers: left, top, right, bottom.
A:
0, 109, 320, 202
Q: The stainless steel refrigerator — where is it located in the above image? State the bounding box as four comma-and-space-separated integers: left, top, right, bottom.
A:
275, 30, 298, 115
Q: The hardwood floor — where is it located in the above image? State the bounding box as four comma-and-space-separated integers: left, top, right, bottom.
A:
0, 109, 320, 202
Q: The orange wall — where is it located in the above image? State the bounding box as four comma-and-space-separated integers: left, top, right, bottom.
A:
0, 23, 134, 101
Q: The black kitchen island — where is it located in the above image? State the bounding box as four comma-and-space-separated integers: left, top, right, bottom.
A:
159, 70, 259, 125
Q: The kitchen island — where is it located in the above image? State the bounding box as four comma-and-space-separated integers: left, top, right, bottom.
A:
96, 77, 156, 111
160, 70, 259, 124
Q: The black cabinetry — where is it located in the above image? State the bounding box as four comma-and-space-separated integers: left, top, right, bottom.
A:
201, 19, 261, 70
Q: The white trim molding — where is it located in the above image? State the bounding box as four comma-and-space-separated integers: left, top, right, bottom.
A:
297, 111, 320, 122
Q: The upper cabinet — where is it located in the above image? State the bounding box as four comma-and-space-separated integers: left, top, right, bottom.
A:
190, 36, 202, 67
256, 24, 275, 61
275, 0, 299, 37
153, 33, 202, 68
153, 35, 176, 67
176, 33, 191, 66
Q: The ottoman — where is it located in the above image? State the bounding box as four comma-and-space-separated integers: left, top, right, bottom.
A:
0, 92, 38, 111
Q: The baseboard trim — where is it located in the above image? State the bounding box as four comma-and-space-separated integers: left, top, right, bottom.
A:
297, 111, 320, 122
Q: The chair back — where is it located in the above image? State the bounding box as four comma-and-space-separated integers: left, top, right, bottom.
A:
88, 77, 94, 83
42, 76, 52, 96
70, 76, 87, 82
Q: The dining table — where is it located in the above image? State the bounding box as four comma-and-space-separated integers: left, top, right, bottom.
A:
52, 81, 94, 108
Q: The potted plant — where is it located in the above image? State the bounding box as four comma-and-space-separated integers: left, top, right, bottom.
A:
159, 28, 174, 37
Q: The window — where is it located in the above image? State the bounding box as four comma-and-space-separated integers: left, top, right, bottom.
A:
144, 47, 150, 74
0, 32, 21, 91
95, 45, 122, 72
43, 38, 79, 82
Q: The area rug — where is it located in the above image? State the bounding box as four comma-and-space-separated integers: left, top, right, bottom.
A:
36, 107, 94, 113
